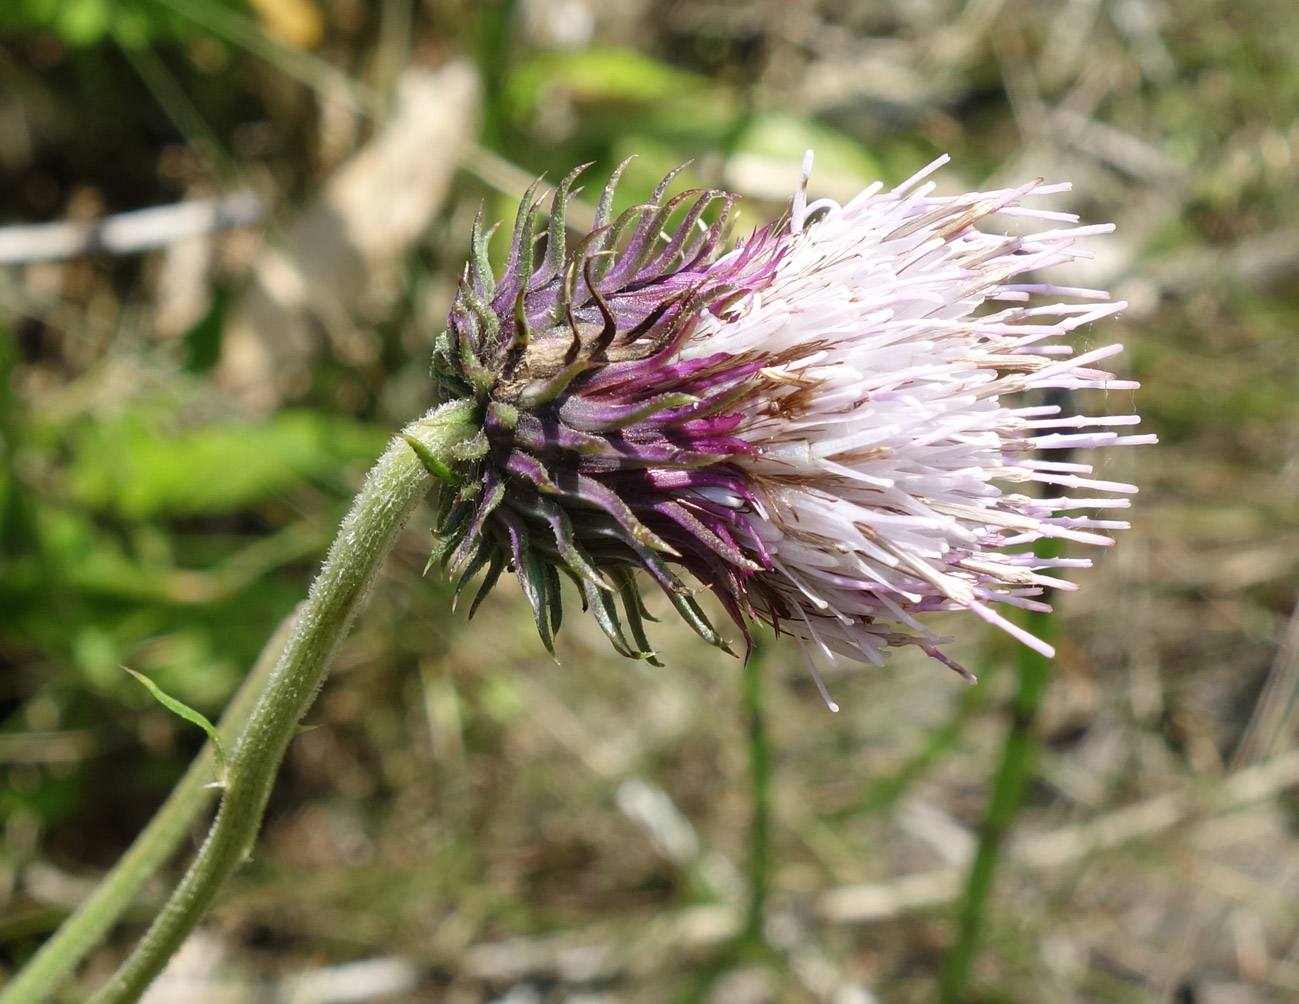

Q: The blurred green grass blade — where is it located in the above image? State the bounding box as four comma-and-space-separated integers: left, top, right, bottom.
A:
151, 0, 381, 114
504, 47, 736, 136
859, 671, 993, 815
114, 23, 240, 184
730, 111, 884, 179
740, 643, 772, 946
938, 570, 1061, 1003
66, 409, 387, 520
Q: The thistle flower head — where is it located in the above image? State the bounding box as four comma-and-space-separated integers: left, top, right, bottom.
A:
431, 153, 1152, 689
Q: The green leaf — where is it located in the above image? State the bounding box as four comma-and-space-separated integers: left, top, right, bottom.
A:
122, 666, 227, 782
730, 111, 884, 181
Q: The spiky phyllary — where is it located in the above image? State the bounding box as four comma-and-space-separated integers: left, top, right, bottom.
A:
429, 154, 1152, 692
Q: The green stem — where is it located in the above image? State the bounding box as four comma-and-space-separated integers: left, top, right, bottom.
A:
0, 612, 297, 1004
672, 647, 774, 1004
740, 645, 772, 947
937, 600, 1057, 1004
31, 400, 474, 1004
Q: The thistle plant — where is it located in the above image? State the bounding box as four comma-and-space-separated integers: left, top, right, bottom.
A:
431, 153, 1152, 703
3, 153, 1150, 1004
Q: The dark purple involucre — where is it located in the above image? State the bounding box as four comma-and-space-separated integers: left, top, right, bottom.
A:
430, 164, 782, 661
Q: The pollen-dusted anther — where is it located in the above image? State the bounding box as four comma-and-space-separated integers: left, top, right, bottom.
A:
430, 153, 1153, 687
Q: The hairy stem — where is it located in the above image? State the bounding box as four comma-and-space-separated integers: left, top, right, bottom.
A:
0, 612, 297, 1004
13, 400, 474, 1004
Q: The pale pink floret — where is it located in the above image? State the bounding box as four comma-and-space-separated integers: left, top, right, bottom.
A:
683, 153, 1154, 692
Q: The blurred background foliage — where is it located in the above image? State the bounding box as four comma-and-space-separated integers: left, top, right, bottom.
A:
1, 1, 1298, 1002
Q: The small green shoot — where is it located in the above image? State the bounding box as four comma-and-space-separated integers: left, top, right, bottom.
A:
122, 667, 227, 784
400, 432, 465, 487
